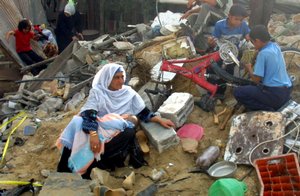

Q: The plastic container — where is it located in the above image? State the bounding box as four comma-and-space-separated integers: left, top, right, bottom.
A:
254, 153, 300, 196
208, 178, 247, 196
196, 146, 220, 169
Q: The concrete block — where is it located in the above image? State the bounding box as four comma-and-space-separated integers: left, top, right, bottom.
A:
158, 92, 194, 127
39, 172, 92, 196
90, 168, 111, 185
128, 77, 140, 89
141, 120, 179, 153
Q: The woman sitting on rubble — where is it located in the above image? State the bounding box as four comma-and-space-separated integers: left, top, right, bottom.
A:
56, 63, 175, 178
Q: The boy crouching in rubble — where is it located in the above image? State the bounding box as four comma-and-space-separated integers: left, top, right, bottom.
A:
234, 25, 292, 111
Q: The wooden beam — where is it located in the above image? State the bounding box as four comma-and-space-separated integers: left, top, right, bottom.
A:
28, 40, 78, 91
90, 28, 137, 51
20, 56, 57, 73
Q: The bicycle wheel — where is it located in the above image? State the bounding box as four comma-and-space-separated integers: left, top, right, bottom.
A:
210, 61, 255, 86
281, 47, 300, 87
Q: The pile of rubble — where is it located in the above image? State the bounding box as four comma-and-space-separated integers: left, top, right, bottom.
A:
0, 10, 300, 195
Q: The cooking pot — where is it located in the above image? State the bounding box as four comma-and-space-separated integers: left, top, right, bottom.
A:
189, 161, 237, 178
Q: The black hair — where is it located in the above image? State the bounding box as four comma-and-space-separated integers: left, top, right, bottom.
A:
249, 25, 271, 42
229, 4, 248, 17
18, 19, 31, 31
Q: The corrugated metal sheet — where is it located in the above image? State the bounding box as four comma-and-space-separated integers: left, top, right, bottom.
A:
13, 0, 48, 25
0, 0, 24, 66
0, 0, 48, 67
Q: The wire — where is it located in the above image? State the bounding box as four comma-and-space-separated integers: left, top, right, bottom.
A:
287, 120, 300, 153
248, 118, 300, 166
155, 0, 162, 27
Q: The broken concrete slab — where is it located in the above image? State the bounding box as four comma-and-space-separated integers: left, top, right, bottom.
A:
38, 172, 93, 196
38, 97, 63, 113
140, 119, 179, 153
158, 92, 194, 128
224, 111, 285, 165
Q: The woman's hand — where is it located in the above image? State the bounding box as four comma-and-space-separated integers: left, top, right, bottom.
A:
160, 119, 175, 129
77, 33, 84, 40
72, 35, 79, 41
150, 116, 175, 129
89, 131, 101, 153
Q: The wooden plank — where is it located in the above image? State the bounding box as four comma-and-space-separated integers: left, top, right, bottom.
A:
28, 40, 78, 92
90, 28, 137, 51
0, 67, 22, 80
20, 56, 57, 73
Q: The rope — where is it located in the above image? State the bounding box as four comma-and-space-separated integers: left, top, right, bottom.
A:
0, 111, 27, 166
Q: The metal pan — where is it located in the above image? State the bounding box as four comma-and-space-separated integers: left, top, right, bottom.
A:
189, 161, 237, 179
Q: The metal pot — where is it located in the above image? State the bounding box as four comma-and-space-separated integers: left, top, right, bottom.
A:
189, 161, 237, 179
207, 161, 237, 178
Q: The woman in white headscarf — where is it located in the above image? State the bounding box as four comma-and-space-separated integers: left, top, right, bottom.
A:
55, 1, 83, 53
57, 63, 174, 178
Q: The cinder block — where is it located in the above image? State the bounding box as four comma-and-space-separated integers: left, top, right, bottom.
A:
141, 120, 179, 153
158, 92, 194, 127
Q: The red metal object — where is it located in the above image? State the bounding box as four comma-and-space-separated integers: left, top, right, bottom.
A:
160, 51, 221, 96
254, 153, 300, 196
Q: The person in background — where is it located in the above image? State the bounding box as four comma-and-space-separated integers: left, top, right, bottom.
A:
55, 1, 83, 54
6, 18, 46, 76
33, 24, 58, 58
208, 4, 250, 48
249, 0, 275, 29
180, 0, 233, 51
234, 25, 292, 111
57, 63, 175, 178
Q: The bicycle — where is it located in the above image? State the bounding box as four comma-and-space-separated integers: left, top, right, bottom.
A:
145, 41, 300, 112
145, 41, 254, 111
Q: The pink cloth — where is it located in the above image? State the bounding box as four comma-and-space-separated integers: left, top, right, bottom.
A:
177, 123, 204, 141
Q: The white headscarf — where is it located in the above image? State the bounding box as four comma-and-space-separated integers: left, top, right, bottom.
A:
81, 63, 145, 116
64, 3, 75, 16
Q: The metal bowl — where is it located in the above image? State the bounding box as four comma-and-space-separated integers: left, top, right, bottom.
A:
207, 161, 237, 178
